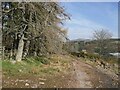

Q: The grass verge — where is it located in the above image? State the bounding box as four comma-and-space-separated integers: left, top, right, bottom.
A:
2, 55, 70, 77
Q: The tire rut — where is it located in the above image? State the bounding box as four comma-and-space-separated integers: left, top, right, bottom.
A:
71, 60, 118, 88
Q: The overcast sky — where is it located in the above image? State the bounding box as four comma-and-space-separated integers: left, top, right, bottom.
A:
60, 2, 118, 40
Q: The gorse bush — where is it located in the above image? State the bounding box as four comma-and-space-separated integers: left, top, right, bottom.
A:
70, 51, 87, 58
86, 53, 100, 59
79, 51, 87, 58
70, 51, 100, 60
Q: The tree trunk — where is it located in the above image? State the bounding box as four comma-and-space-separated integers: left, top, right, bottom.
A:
23, 40, 30, 58
2, 46, 5, 60
0, 30, 2, 60
34, 51, 37, 56
0, 2, 2, 60
15, 34, 24, 62
10, 49, 13, 60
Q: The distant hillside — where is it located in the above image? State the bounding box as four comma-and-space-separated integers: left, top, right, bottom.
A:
68, 38, 119, 43
69, 38, 92, 42
64, 38, 119, 53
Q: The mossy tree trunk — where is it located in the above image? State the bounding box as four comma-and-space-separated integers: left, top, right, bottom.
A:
15, 34, 24, 62
0, 2, 2, 60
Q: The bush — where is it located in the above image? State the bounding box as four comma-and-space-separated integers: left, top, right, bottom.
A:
70, 51, 87, 58
70, 52, 79, 57
87, 53, 100, 59
79, 51, 87, 58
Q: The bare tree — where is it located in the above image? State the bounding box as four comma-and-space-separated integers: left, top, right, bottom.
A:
93, 29, 112, 55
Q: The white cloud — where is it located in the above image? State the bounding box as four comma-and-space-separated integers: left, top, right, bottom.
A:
67, 17, 109, 29
59, 0, 119, 2
65, 17, 111, 40
68, 27, 93, 40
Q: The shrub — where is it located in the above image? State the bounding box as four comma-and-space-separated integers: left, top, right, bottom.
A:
87, 53, 100, 59
70, 52, 79, 57
70, 51, 87, 58
79, 51, 86, 58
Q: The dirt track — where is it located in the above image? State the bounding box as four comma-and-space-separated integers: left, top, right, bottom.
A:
2, 58, 119, 88
41, 59, 118, 88
69, 60, 118, 88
